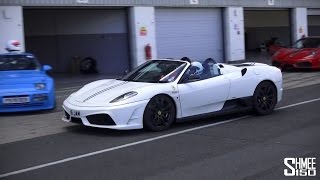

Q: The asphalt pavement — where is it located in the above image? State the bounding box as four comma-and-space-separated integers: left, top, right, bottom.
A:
0, 76, 320, 179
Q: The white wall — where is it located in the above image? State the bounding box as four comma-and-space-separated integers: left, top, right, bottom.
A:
308, 9, 320, 16
291, 8, 308, 42
224, 7, 245, 62
0, 6, 25, 53
129, 7, 157, 68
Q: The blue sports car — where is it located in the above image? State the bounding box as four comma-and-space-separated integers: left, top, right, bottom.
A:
0, 52, 55, 112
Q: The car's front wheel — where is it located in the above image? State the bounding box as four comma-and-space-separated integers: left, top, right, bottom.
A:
253, 81, 277, 115
143, 95, 176, 131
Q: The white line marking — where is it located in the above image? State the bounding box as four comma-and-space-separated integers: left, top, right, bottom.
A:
1, 97, 320, 178
0, 116, 249, 178
276, 97, 320, 110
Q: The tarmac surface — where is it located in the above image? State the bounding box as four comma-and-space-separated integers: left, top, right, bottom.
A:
0, 60, 320, 179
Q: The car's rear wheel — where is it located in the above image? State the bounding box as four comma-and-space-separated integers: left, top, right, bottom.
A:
253, 81, 277, 115
143, 95, 176, 131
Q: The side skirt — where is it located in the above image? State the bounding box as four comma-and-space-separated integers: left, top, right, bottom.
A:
176, 96, 253, 123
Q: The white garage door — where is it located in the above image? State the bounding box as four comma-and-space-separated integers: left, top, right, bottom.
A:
156, 8, 224, 62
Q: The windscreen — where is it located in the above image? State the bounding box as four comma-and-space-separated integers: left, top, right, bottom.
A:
292, 38, 320, 49
121, 60, 187, 83
0, 54, 40, 71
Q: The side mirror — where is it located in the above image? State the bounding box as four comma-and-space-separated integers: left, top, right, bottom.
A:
43, 65, 52, 71
186, 74, 201, 82
241, 68, 247, 76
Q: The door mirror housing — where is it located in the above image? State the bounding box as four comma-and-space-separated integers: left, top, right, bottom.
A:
43, 65, 52, 71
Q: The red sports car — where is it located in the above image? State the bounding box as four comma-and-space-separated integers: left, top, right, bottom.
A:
266, 37, 284, 56
272, 37, 320, 70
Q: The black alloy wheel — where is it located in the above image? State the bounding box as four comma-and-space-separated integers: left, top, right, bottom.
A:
143, 95, 176, 131
253, 81, 277, 115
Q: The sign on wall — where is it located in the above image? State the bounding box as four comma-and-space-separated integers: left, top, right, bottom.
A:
76, 0, 89, 4
268, 0, 275, 6
190, 0, 199, 5
140, 27, 147, 36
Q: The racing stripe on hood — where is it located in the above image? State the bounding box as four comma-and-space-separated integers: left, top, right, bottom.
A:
82, 81, 128, 102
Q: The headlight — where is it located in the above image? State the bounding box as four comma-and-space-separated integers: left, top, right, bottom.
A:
110, 91, 138, 103
304, 51, 316, 59
35, 83, 46, 90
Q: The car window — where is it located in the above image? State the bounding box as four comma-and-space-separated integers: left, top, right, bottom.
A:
204, 62, 221, 79
159, 63, 186, 82
292, 38, 320, 49
0, 54, 40, 71
180, 61, 221, 83
121, 60, 187, 83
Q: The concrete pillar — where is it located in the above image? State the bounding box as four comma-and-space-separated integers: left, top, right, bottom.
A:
291, 8, 308, 42
224, 7, 245, 63
129, 7, 157, 68
0, 6, 25, 53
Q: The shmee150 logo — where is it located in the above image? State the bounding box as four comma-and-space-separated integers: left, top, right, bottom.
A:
284, 157, 316, 177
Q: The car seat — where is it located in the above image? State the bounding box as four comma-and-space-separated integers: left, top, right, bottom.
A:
202, 58, 220, 78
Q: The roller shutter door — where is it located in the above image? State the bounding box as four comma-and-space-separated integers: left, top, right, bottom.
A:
156, 8, 224, 62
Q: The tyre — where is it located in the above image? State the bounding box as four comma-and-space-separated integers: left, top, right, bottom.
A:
143, 95, 176, 131
253, 81, 277, 115
80, 57, 97, 74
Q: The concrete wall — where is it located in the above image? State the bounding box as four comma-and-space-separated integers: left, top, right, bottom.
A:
129, 7, 157, 68
224, 7, 245, 62
244, 10, 291, 50
291, 8, 308, 42
0, 6, 25, 53
1, 0, 320, 8
24, 9, 130, 74
308, 9, 320, 15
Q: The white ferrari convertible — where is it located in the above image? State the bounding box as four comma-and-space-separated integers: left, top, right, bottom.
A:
62, 59, 283, 131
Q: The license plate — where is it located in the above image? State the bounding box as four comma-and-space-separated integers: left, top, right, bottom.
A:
3, 97, 30, 104
70, 110, 81, 117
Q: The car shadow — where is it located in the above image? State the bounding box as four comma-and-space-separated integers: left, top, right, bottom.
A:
63, 125, 148, 137
0, 109, 57, 117
173, 111, 252, 130
63, 111, 253, 138
282, 69, 320, 73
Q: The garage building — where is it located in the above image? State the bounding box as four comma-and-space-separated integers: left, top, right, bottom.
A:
24, 8, 130, 74
308, 9, 320, 36
244, 9, 291, 51
0, 0, 319, 75
156, 8, 224, 62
